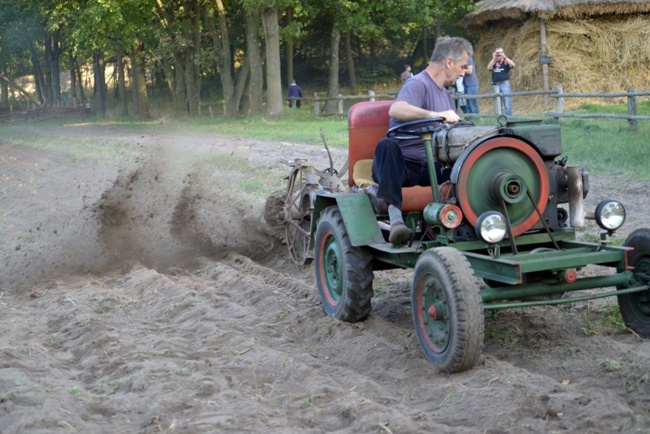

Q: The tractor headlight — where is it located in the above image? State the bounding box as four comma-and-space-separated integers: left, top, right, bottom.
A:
475, 211, 507, 244
595, 199, 625, 231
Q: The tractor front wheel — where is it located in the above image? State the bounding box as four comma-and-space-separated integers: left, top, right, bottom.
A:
314, 206, 374, 322
618, 228, 650, 337
412, 248, 484, 373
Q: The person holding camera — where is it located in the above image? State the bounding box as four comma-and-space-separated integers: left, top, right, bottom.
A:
487, 47, 515, 116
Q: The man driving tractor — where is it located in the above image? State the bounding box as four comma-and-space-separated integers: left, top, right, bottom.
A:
369, 36, 472, 244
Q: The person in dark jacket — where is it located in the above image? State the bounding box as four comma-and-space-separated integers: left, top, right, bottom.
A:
287, 80, 303, 108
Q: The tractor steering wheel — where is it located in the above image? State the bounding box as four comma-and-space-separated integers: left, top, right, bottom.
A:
387, 117, 446, 138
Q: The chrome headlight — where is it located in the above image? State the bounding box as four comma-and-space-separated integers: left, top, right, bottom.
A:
595, 199, 625, 231
475, 211, 507, 244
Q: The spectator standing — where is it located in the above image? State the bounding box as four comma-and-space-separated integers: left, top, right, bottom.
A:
287, 80, 303, 108
455, 76, 467, 113
487, 47, 515, 116
400, 65, 413, 85
463, 55, 480, 114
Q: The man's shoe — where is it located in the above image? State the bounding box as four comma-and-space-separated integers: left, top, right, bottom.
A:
389, 221, 410, 245
362, 184, 387, 214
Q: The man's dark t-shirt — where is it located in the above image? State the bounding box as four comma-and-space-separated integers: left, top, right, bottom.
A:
388, 70, 455, 161
491, 61, 511, 84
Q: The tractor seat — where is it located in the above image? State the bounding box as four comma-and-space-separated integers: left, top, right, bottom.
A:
348, 100, 440, 213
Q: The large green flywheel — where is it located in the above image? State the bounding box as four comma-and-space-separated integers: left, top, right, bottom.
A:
455, 137, 549, 236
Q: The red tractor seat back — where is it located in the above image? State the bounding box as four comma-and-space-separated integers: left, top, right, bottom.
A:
348, 101, 435, 212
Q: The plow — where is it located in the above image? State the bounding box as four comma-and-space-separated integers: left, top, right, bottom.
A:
276, 100, 650, 373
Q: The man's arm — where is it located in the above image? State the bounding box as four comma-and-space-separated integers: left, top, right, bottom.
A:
388, 100, 459, 124
505, 57, 516, 68
464, 64, 474, 75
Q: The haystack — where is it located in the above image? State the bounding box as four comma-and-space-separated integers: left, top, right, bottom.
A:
463, 0, 650, 112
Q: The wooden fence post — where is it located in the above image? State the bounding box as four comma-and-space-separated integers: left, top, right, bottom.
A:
337, 94, 344, 118
555, 85, 564, 117
313, 92, 320, 115
368, 90, 375, 102
627, 87, 638, 131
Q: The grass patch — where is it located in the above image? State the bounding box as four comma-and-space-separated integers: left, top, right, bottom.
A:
560, 119, 650, 179
582, 304, 628, 336
178, 111, 349, 148
3, 104, 649, 181
0, 125, 135, 161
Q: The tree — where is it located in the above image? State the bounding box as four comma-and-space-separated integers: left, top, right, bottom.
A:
323, 21, 340, 114
245, 10, 264, 115
204, 0, 234, 117
261, 7, 283, 117
0, 0, 479, 118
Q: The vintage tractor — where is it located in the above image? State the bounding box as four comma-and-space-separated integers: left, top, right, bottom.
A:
277, 100, 650, 373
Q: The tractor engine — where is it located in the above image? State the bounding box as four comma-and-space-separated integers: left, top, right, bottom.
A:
433, 120, 588, 241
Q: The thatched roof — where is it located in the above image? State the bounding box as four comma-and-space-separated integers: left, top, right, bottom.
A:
463, 0, 650, 29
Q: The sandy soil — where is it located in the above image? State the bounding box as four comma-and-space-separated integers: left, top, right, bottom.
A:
1, 124, 649, 433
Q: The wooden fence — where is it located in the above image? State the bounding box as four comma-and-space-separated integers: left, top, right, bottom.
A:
200, 89, 395, 118
5, 84, 648, 127
201, 86, 650, 129
0, 106, 88, 123
458, 86, 650, 130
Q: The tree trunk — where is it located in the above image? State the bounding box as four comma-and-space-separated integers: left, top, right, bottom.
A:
345, 29, 357, 94
183, 0, 200, 116
170, 50, 187, 116
204, 1, 237, 117
262, 8, 283, 118
0, 79, 7, 108
130, 45, 150, 120
30, 49, 45, 104
422, 27, 428, 65
324, 22, 340, 114
94, 50, 106, 117
234, 53, 251, 114
75, 65, 86, 107
69, 55, 77, 105
116, 49, 128, 116
245, 11, 263, 115
284, 8, 294, 87
50, 35, 62, 106
43, 41, 53, 105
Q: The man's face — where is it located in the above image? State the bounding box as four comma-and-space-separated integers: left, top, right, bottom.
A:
446, 51, 469, 86
495, 49, 505, 60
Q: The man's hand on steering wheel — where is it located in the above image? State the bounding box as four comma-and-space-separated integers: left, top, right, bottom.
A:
436, 110, 460, 124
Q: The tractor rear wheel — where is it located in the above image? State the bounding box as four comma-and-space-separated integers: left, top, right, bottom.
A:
314, 206, 374, 322
282, 167, 317, 265
412, 248, 484, 373
617, 228, 650, 337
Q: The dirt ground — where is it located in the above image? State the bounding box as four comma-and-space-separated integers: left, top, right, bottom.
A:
1, 123, 649, 433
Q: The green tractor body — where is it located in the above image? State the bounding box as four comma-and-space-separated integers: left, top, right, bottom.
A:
279, 101, 650, 374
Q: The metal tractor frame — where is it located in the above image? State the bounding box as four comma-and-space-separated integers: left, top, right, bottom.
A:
278, 100, 650, 373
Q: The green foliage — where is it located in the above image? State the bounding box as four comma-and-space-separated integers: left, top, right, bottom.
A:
0, 0, 484, 114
